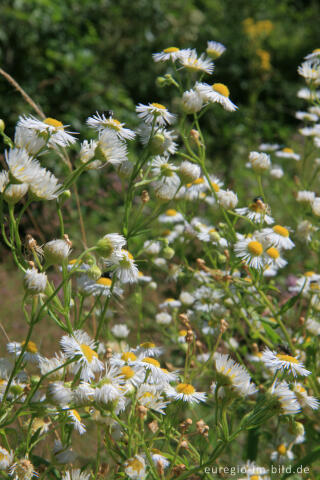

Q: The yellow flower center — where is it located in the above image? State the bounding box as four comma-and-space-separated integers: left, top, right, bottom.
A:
276, 354, 299, 364
248, 241, 263, 256
21, 341, 38, 354
128, 457, 144, 473
141, 391, 154, 399
179, 330, 187, 336
312, 48, 320, 54
96, 277, 112, 287
44, 117, 63, 129
71, 409, 81, 422
176, 383, 196, 395
80, 344, 98, 363
121, 352, 137, 362
69, 259, 78, 265
212, 83, 230, 97
166, 209, 177, 216
151, 102, 166, 110
164, 47, 180, 53
121, 249, 134, 260
266, 247, 280, 259
121, 366, 135, 379
296, 385, 306, 394
211, 181, 220, 192
193, 177, 205, 185
140, 342, 155, 349
251, 476, 260, 480
142, 357, 160, 367
273, 225, 289, 237
305, 271, 316, 276
166, 298, 175, 302
277, 444, 287, 455
111, 119, 121, 126
282, 147, 294, 153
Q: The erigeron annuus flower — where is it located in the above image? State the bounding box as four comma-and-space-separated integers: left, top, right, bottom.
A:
259, 143, 280, 151
158, 209, 184, 224
293, 382, 319, 410
29, 168, 61, 200
17, 115, 77, 147
62, 470, 91, 480
0, 446, 13, 470
134, 342, 163, 357
151, 450, 170, 471
312, 197, 320, 216
165, 383, 207, 404
270, 165, 284, 179
298, 59, 320, 84
261, 348, 311, 377
297, 87, 320, 100
87, 112, 135, 140
264, 247, 287, 269
60, 330, 104, 382
159, 298, 181, 309
5, 148, 42, 185
156, 311, 172, 325
23, 268, 47, 295
216, 189, 238, 209
249, 151, 271, 173
7, 340, 41, 364
275, 147, 300, 161
182, 89, 203, 113
80, 139, 101, 169
9, 458, 38, 480
39, 353, 66, 379
214, 353, 257, 397
0, 171, 28, 204
234, 237, 265, 269
235, 198, 274, 225
137, 385, 169, 414
111, 324, 130, 338
124, 455, 146, 480
136, 102, 176, 126
139, 125, 178, 155
179, 49, 214, 75
269, 380, 301, 415
178, 176, 208, 200
270, 443, 294, 462
305, 48, 320, 60
14, 125, 46, 155
47, 381, 73, 406
206, 40, 226, 59
44, 238, 71, 265
152, 46, 184, 63
105, 249, 139, 284
97, 129, 128, 166
306, 317, 320, 335
94, 364, 126, 404
178, 161, 201, 184
296, 190, 315, 204
261, 225, 295, 250
67, 409, 86, 434
96, 232, 126, 259
295, 111, 318, 122
196, 82, 237, 111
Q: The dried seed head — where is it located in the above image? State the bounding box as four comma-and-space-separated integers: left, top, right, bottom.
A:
220, 319, 229, 333
141, 190, 150, 203
137, 405, 148, 419
180, 440, 189, 449
299, 316, 305, 326
63, 233, 72, 247
148, 420, 159, 433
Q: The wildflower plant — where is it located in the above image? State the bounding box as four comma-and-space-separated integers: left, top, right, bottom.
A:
0, 42, 319, 480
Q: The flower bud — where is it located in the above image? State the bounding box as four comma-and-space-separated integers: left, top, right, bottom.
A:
216, 189, 238, 209
178, 161, 201, 184
59, 189, 71, 205
4, 183, 29, 204
44, 239, 71, 265
163, 246, 175, 260
0, 119, 5, 131
87, 265, 102, 281
150, 133, 166, 155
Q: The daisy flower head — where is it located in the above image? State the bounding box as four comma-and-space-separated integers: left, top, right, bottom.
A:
7, 340, 41, 364
296, 190, 315, 204
206, 41, 226, 59
261, 225, 294, 250
269, 380, 301, 415
87, 112, 135, 140
134, 342, 163, 357
14, 125, 46, 155
196, 82, 237, 111
179, 176, 208, 200
298, 59, 320, 84
124, 454, 146, 480
17, 115, 77, 148
165, 383, 207, 404
96, 232, 126, 259
67, 409, 86, 434
137, 384, 169, 414
214, 353, 257, 397
234, 237, 265, 269
43, 238, 71, 265
216, 189, 238, 209
97, 129, 128, 166
179, 49, 214, 75
0, 446, 13, 470
178, 161, 201, 184
270, 165, 284, 179
111, 324, 130, 339
9, 458, 38, 480
264, 246, 287, 269
0, 171, 28, 205
305, 48, 320, 60
249, 151, 271, 173
139, 125, 178, 155
297, 87, 320, 100
5, 148, 41, 185
235, 197, 274, 225
261, 348, 311, 377
80, 139, 101, 169
62, 470, 91, 480
29, 167, 62, 201
158, 209, 184, 224
60, 329, 104, 382
105, 249, 139, 284
182, 88, 203, 114
152, 46, 184, 63
275, 147, 300, 161
136, 103, 176, 126
295, 110, 318, 122
23, 268, 47, 295
293, 382, 319, 410
151, 450, 170, 471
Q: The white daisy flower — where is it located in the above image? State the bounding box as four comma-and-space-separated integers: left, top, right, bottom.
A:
151, 450, 170, 470
138, 356, 168, 383
67, 409, 86, 434
60, 330, 104, 382
94, 365, 126, 405
214, 353, 257, 397
293, 382, 319, 410
152, 46, 184, 63
261, 348, 311, 377
62, 469, 90, 480
79, 139, 101, 169
260, 225, 294, 250
269, 380, 301, 415
138, 125, 178, 155
249, 151, 271, 173
137, 385, 169, 414
23, 268, 47, 295
206, 41, 226, 59
48, 381, 73, 406
87, 112, 135, 140
305, 48, 320, 60
297, 87, 320, 100
136, 103, 176, 126
296, 190, 316, 204
5, 148, 41, 185
179, 49, 214, 75
182, 88, 203, 113
216, 189, 238, 208
295, 111, 318, 122
134, 342, 163, 357
7, 340, 41, 364
110, 350, 139, 368
178, 161, 201, 184
270, 165, 284, 179
14, 125, 46, 155
119, 364, 145, 389
0, 171, 28, 204
105, 249, 139, 284
298, 59, 320, 84
234, 237, 265, 269
44, 239, 71, 265
178, 176, 208, 200
165, 383, 207, 404
275, 147, 300, 161
270, 443, 294, 462
156, 312, 172, 325
264, 247, 287, 269
259, 143, 280, 151
17, 115, 77, 147
124, 455, 146, 480
235, 200, 274, 225
305, 317, 320, 335
98, 129, 128, 166
0, 446, 13, 470
196, 82, 237, 111
9, 458, 38, 480
158, 209, 184, 223
111, 324, 130, 339
38, 353, 66, 379
29, 168, 62, 200
159, 298, 181, 309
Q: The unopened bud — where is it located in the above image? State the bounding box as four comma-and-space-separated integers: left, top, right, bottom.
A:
0, 119, 5, 131
163, 246, 175, 260
299, 316, 305, 326
180, 440, 189, 449
137, 405, 147, 419
190, 129, 201, 147
59, 189, 71, 205
87, 265, 102, 281
148, 420, 159, 433
156, 76, 167, 88
141, 190, 150, 203
220, 319, 229, 333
